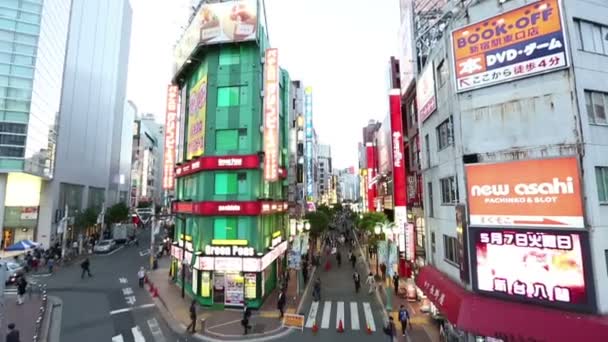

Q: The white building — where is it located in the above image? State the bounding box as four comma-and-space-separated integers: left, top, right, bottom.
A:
131, 113, 164, 206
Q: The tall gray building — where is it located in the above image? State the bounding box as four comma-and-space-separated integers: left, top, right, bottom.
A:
131, 113, 164, 207
317, 144, 332, 204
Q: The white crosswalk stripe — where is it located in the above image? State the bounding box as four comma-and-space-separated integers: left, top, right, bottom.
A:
305, 301, 319, 328
363, 302, 376, 332
336, 301, 345, 329
320, 301, 332, 329
111, 335, 124, 342
112, 323, 168, 342
305, 301, 376, 331
132, 326, 146, 342
350, 302, 360, 330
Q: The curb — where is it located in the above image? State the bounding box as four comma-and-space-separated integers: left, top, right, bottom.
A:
42, 296, 63, 342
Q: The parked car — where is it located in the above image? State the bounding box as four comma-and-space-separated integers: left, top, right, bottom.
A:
93, 240, 116, 253
1, 261, 25, 284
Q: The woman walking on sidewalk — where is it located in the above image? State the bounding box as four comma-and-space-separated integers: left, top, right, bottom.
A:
366, 272, 376, 294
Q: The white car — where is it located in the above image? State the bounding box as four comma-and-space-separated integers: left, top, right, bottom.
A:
93, 240, 116, 253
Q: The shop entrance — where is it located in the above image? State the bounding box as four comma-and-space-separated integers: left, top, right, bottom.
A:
213, 272, 225, 305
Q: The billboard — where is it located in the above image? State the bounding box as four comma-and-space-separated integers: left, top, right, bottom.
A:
465, 157, 583, 228
304, 87, 314, 200
416, 61, 436, 123
263, 48, 279, 182
451, 0, 568, 92
162, 85, 178, 190
174, 0, 258, 75
455, 204, 470, 283
366, 144, 377, 212
471, 227, 595, 312
398, 0, 416, 94
186, 61, 208, 160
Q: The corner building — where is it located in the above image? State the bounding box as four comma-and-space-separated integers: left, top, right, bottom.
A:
170, 2, 289, 309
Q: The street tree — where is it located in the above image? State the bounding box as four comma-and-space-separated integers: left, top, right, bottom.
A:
304, 211, 330, 238
74, 207, 99, 233
106, 202, 129, 224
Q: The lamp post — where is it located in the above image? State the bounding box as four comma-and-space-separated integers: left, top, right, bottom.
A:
374, 222, 398, 311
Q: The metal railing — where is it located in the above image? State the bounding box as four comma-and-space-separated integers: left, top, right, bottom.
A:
31, 284, 47, 342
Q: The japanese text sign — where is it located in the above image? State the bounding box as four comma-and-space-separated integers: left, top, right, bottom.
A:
263, 48, 279, 182
466, 157, 583, 228
162, 85, 179, 190
471, 227, 594, 312
451, 0, 568, 92
416, 61, 436, 122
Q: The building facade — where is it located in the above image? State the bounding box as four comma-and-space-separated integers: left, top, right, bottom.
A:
288, 80, 305, 218
317, 144, 332, 205
131, 113, 164, 206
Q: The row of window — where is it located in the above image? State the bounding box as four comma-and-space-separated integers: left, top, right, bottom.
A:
443, 235, 460, 266
0, 18, 39, 35
575, 19, 608, 56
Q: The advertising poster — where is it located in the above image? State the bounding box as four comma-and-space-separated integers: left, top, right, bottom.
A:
263, 48, 280, 181
244, 273, 256, 299
451, 0, 568, 92
455, 204, 470, 284
162, 85, 178, 190
465, 157, 583, 228
398, 0, 416, 94
174, 0, 258, 73
224, 273, 244, 306
416, 61, 436, 123
186, 61, 208, 160
471, 227, 595, 312
201, 272, 211, 297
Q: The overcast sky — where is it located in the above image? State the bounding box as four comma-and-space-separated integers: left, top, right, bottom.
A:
126, 0, 401, 169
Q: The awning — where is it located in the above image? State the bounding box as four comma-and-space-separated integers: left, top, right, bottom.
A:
416, 266, 608, 342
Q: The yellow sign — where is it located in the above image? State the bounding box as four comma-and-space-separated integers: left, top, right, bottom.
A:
282, 314, 305, 331
180, 235, 193, 241
186, 61, 207, 160
211, 239, 248, 246
272, 230, 281, 238
201, 272, 211, 297
244, 273, 256, 299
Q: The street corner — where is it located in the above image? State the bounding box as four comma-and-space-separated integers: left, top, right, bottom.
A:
202, 314, 290, 342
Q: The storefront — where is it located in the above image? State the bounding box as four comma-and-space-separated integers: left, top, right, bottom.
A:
415, 266, 608, 342
171, 240, 288, 309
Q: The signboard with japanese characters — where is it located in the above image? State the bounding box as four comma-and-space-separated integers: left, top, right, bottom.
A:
415, 61, 436, 122
470, 227, 595, 312
451, 0, 568, 92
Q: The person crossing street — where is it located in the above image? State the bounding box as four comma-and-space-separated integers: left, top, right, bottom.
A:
80, 258, 92, 278
353, 271, 361, 293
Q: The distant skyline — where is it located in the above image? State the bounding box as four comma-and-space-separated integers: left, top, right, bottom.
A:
126, 0, 401, 169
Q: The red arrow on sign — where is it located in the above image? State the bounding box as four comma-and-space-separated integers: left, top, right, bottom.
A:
512, 218, 567, 225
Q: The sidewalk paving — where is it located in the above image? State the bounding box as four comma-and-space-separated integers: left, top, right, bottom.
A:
5, 295, 44, 342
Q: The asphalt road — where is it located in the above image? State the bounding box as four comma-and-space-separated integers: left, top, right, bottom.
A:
40, 229, 183, 342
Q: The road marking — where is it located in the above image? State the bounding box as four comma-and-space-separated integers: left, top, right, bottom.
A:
125, 295, 136, 305
110, 303, 155, 315
305, 301, 319, 328
350, 302, 360, 330
119, 277, 128, 284
320, 301, 331, 329
363, 302, 375, 332
111, 335, 124, 342
336, 301, 344, 330
132, 326, 145, 342
147, 318, 166, 342
139, 250, 150, 257
122, 287, 134, 296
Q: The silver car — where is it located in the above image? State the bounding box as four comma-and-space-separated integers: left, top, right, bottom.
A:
93, 240, 116, 253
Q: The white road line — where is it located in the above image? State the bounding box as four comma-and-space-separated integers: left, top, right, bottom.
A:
363, 302, 375, 332
147, 318, 166, 342
110, 303, 155, 315
320, 301, 332, 329
350, 302, 360, 330
132, 326, 146, 342
305, 301, 319, 328
336, 301, 344, 330
111, 335, 124, 342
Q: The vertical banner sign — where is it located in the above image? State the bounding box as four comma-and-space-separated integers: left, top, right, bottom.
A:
389, 89, 408, 253
162, 85, 178, 190
366, 143, 377, 212
455, 204, 470, 284
187, 61, 208, 160
263, 48, 279, 181
304, 87, 314, 200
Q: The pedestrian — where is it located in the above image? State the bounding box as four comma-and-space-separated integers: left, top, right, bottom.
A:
277, 289, 286, 318
16, 276, 27, 305
398, 305, 411, 336
350, 251, 356, 268
383, 316, 396, 341
313, 278, 321, 301
6, 323, 20, 342
366, 272, 376, 294
186, 300, 197, 333
242, 303, 252, 335
336, 251, 342, 267
47, 257, 54, 274
137, 266, 146, 288
302, 265, 309, 284
80, 258, 92, 278
393, 273, 400, 295
353, 271, 361, 293
380, 263, 387, 281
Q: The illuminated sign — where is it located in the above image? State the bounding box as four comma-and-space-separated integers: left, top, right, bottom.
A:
416, 61, 436, 122
263, 48, 280, 182
214, 257, 243, 272
406, 223, 415, 261
162, 85, 179, 190
205, 245, 255, 257
187, 61, 208, 160
466, 157, 583, 228
244, 273, 257, 299
366, 144, 377, 212
261, 241, 288, 270
197, 256, 214, 271
471, 227, 595, 312
451, 0, 568, 92
176, 154, 260, 177
271, 235, 282, 247
243, 258, 260, 272
211, 239, 247, 246
173, 200, 287, 216
304, 87, 313, 200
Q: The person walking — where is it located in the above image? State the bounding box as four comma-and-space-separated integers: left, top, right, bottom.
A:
186, 300, 197, 333
277, 289, 286, 318
313, 278, 321, 301
350, 251, 356, 268
398, 305, 411, 336
16, 276, 27, 305
336, 250, 342, 267
366, 272, 376, 294
6, 323, 20, 342
137, 267, 146, 288
383, 316, 397, 341
47, 257, 54, 274
393, 273, 400, 295
80, 258, 92, 278
353, 271, 361, 293
242, 303, 252, 335
302, 264, 309, 285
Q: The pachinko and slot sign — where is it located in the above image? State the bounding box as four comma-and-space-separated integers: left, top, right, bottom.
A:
162, 85, 179, 190
263, 48, 279, 182
465, 157, 583, 228
451, 0, 568, 92
471, 227, 595, 312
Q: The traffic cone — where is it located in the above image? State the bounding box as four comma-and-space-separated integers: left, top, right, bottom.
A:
149, 282, 155, 292
152, 287, 159, 298
366, 324, 372, 334
337, 319, 344, 333
144, 276, 149, 284
312, 320, 318, 334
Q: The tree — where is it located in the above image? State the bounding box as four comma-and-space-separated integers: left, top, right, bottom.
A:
74, 207, 99, 232
358, 212, 387, 234
106, 202, 129, 224
304, 211, 330, 238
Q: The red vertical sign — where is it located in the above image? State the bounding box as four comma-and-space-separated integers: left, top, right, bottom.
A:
263, 48, 279, 182
162, 85, 179, 190
389, 90, 407, 207
366, 144, 377, 212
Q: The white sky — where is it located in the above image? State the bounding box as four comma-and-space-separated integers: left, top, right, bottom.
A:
126, 0, 401, 169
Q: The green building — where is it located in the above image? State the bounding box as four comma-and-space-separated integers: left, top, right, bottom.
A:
168, 2, 290, 309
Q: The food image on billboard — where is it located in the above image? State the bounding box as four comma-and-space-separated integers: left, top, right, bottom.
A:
466, 157, 583, 228
416, 61, 436, 123
187, 61, 208, 160
471, 227, 594, 312
174, 0, 258, 74
451, 0, 568, 92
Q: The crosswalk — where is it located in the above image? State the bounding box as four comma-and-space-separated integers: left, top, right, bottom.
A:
304, 301, 378, 331
111, 318, 166, 342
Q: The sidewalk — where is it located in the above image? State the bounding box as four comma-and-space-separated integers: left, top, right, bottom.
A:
147, 257, 302, 340
5, 295, 44, 342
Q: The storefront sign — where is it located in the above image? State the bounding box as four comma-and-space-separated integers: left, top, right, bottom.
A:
466, 157, 583, 228
224, 273, 245, 306
263, 48, 280, 182
201, 272, 211, 297
471, 227, 595, 312
242, 258, 261, 272
162, 85, 178, 190
172, 200, 287, 216
271, 235, 282, 247
455, 204, 470, 284
406, 223, 415, 261
244, 273, 256, 299
20, 207, 38, 220
416, 61, 436, 122
175, 154, 260, 177
282, 314, 305, 331
205, 245, 255, 257
192, 269, 199, 295
451, 0, 568, 92
197, 256, 214, 271
214, 257, 243, 272
261, 241, 288, 270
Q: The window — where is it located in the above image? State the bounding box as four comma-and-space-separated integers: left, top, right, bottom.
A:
575, 19, 608, 55
436, 117, 453, 150
217, 86, 240, 107
431, 232, 436, 254
440, 176, 458, 204
443, 235, 460, 265
424, 134, 430, 168
0, 122, 26, 134
216, 129, 238, 151
436, 60, 448, 87
427, 182, 434, 217
596, 167, 608, 204
585, 90, 608, 125
214, 218, 238, 240
214, 172, 237, 195
237, 173, 247, 195
0, 146, 23, 157
219, 46, 240, 65
0, 134, 25, 145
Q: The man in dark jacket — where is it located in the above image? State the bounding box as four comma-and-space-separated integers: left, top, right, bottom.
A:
186, 300, 197, 333
277, 290, 286, 318
16, 276, 27, 305
80, 258, 92, 278
242, 303, 252, 335
6, 323, 20, 342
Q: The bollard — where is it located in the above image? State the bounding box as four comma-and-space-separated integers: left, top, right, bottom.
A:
200, 318, 206, 333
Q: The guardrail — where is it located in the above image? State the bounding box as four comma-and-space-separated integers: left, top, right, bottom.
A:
31, 284, 47, 342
